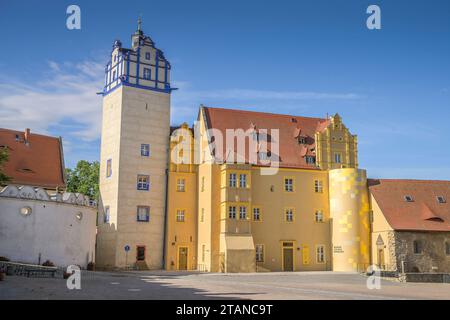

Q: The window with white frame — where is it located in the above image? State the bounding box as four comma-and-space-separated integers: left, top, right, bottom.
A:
284, 178, 294, 192
239, 174, 247, 188
437, 196, 446, 204
143, 68, 151, 80
141, 144, 150, 157
137, 175, 150, 191
176, 178, 185, 192
256, 244, 264, 262
314, 180, 323, 193
239, 206, 247, 220
285, 208, 294, 222
316, 245, 325, 263
315, 210, 324, 222
404, 195, 414, 202
253, 207, 261, 221
228, 206, 237, 219
137, 206, 150, 222
229, 173, 237, 188
176, 209, 185, 222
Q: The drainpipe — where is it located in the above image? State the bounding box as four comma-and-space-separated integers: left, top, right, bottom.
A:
162, 167, 169, 270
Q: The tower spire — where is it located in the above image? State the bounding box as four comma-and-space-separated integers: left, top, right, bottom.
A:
137, 15, 142, 33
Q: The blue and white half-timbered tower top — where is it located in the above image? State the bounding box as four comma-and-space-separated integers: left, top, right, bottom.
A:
103, 18, 172, 96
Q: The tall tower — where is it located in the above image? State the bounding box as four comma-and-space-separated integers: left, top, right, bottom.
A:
97, 19, 172, 269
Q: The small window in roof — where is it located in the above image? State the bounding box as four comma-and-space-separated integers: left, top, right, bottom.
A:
437, 196, 446, 204
404, 195, 414, 202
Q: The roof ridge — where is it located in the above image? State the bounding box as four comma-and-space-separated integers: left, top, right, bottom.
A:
0, 128, 60, 140
202, 105, 327, 122
369, 178, 450, 183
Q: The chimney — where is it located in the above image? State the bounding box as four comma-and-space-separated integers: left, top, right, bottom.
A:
24, 128, 30, 145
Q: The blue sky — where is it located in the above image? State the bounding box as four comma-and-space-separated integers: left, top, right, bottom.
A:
0, 0, 449, 179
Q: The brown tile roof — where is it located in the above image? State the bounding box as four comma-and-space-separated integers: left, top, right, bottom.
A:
201, 106, 330, 169
369, 179, 450, 232
0, 128, 66, 189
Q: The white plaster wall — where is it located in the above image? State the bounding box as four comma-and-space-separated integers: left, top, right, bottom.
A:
0, 197, 97, 268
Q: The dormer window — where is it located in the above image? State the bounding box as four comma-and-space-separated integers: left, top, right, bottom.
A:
404, 195, 414, 202
145, 52, 150, 60
298, 136, 307, 144
306, 156, 315, 164
437, 196, 446, 204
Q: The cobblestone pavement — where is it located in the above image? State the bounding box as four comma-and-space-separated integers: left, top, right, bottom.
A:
1, 270, 450, 300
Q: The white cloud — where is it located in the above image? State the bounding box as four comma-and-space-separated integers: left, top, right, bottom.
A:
0, 63, 362, 143
0, 60, 104, 141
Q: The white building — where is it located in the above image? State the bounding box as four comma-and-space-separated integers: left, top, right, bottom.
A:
0, 128, 98, 268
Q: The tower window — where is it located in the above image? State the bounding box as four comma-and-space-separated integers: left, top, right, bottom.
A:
104, 206, 110, 223
228, 206, 237, 219
112, 70, 116, 80
446, 242, 450, 256
137, 206, 150, 222
437, 196, 446, 204
106, 159, 112, 178
145, 52, 150, 60
141, 144, 150, 157
404, 195, 414, 202
298, 136, 307, 144
137, 175, 150, 191
143, 68, 151, 80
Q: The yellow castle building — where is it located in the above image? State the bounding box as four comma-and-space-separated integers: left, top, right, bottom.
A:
97, 23, 450, 274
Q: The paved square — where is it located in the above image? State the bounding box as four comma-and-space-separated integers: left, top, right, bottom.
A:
1, 271, 450, 300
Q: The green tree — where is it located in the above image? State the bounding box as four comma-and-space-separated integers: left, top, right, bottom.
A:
65, 160, 100, 201
0, 147, 11, 185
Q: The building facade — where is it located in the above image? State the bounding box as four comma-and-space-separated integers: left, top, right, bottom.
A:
97, 23, 450, 273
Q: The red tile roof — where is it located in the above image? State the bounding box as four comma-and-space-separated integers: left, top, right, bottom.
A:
0, 128, 66, 189
369, 179, 450, 232
202, 106, 330, 169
